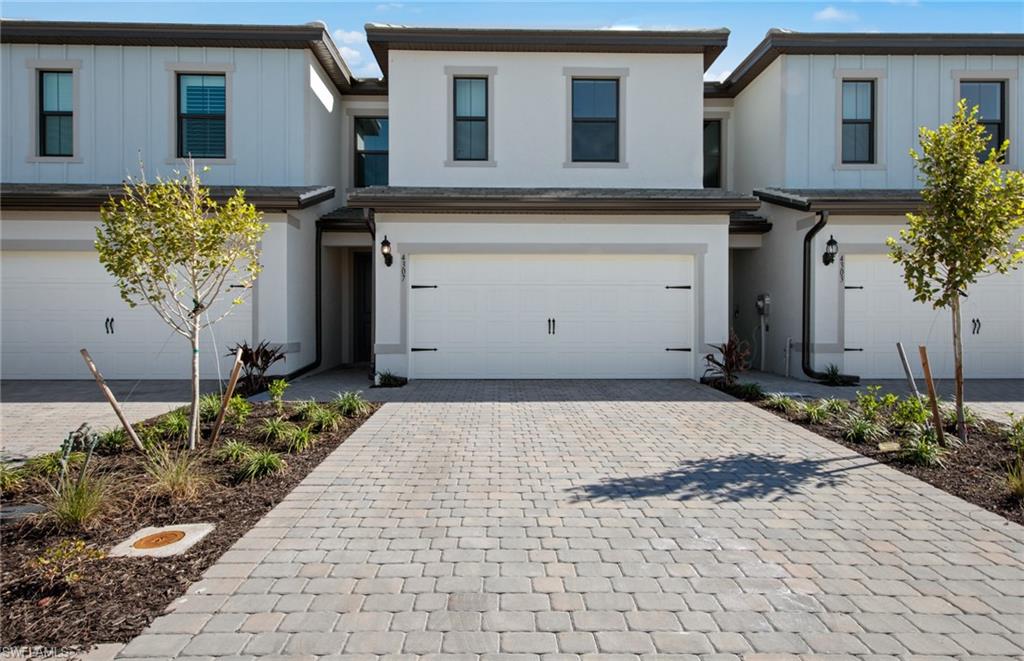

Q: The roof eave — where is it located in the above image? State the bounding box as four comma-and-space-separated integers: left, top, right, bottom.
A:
347, 195, 759, 215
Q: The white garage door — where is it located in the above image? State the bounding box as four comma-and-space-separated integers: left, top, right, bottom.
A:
408, 254, 695, 379
843, 254, 1023, 379
2, 251, 252, 379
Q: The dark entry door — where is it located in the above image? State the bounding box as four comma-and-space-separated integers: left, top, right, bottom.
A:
353, 252, 372, 363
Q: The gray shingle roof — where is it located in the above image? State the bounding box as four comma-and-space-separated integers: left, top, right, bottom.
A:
755, 188, 922, 215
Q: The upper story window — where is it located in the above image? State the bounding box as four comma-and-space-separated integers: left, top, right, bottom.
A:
453, 77, 488, 161
177, 73, 226, 159
960, 80, 1005, 153
39, 71, 73, 157
572, 78, 619, 162
354, 117, 389, 187
841, 80, 875, 164
703, 120, 722, 188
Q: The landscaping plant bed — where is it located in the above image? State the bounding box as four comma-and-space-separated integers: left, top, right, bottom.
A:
0, 396, 379, 650
716, 381, 1024, 527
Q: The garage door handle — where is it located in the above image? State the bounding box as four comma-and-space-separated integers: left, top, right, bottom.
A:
552, 318, 556, 335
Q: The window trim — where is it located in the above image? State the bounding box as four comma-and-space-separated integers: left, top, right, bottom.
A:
444, 66, 496, 167
38, 70, 75, 157
702, 118, 723, 189
25, 59, 81, 164
563, 67, 628, 169
950, 70, 1017, 168
353, 115, 389, 188
452, 76, 489, 162
176, 72, 228, 160
164, 62, 235, 165
832, 69, 886, 171
840, 79, 876, 165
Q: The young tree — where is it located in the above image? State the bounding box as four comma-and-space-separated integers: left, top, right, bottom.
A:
887, 100, 1024, 442
96, 162, 266, 449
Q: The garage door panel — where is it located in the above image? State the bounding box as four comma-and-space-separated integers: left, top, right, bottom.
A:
409, 254, 695, 379
2, 251, 251, 379
843, 254, 1022, 379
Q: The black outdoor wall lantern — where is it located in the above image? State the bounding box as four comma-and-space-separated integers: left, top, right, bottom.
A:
380, 235, 393, 267
822, 235, 838, 266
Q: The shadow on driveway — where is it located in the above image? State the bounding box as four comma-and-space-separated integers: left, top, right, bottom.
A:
570, 452, 868, 504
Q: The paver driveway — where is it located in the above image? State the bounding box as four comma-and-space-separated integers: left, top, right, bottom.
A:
119, 380, 1024, 660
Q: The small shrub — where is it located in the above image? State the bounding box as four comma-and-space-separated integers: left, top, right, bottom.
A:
25, 451, 84, 478
1007, 413, 1024, 454
376, 371, 407, 388
855, 385, 884, 420
802, 401, 830, 425
733, 382, 765, 403
268, 378, 289, 414
157, 408, 190, 442
1007, 456, 1024, 499
45, 472, 110, 530
144, 446, 209, 502
763, 393, 799, 414
304, 403, 342, 433
942, 403, 977, 428
0, 463, 26, 495
334, 391, 371, 418
227, 395, 253, 426
821, 397, 849, 416
702, 331, 751, 386
215, 440, 254, 464
902, 425, 947, 467
199, 393, 223, 423
27, 539, 105, 591
94, 427, 129, 454
237, 450, 286, 481
259, 417, 295, 442
842, 414, 887, 444
892, 396, 929, 430
137, 424, 164, 451
822, 364, 845, 386
228, 340, 287, 395
283, 425, 316, 453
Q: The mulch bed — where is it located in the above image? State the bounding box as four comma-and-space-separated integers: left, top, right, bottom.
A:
715, 383, 1023, 527
0, 401, 379, 650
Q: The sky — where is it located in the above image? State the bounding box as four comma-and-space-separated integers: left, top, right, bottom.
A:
3, 1, 1021, 81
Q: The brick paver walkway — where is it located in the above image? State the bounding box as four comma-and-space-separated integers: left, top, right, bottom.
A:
118, 380, 1024, 660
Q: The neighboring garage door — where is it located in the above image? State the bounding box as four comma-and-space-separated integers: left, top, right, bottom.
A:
1, 251, 251, 379
843, 254, 1023, 379
408, 254, 695, 379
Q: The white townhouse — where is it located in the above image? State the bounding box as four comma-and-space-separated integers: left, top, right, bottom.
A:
0, 20, 1021, 383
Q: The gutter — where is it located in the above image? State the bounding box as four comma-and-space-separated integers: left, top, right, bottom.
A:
802, 210, 858, 384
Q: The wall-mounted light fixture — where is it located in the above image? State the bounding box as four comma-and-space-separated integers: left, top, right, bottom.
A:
380, 235, 393, 267
822, 235, 838, 266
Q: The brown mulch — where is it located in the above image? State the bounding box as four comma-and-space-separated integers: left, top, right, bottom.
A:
727, 389, 1024, 527
0, 401, 379, 649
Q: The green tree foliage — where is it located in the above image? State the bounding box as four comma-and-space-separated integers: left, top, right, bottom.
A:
887, 100, 1024, 442
95, 161, 266, 449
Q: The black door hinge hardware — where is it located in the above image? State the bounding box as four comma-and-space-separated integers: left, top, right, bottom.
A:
844, 347, 864, 352
665, 347, 691, 352
665, 285, 692, 289
411, 285, 438, 289
410, 347, 437, 352
844, 286, 864, 290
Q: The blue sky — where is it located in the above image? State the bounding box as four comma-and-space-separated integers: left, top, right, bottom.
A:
4, 1, 1021, 80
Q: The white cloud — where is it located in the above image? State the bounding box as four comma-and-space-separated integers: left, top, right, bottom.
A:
339, 45, 363, 65
356, 62, 383, 79
376, 3, 404, 11
813, 6, 859, 22
333, 29, 365, 45
704, 68, 732, 83
600, 24, 642, 31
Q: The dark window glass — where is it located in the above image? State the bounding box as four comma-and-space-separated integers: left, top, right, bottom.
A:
841, 80, 874, 164
703, 120, 722, 188
961, 80, 1005, 153
39, 71, 73, 156
354, 117, 389, 187
177, 74, 226, 158
572, 79, 619, 162
453, 77, 487, 160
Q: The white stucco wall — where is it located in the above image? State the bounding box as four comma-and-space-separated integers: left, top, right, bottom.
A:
781, 53, 1024, 188
386, 50, 706, 188
371, 214, 730, 378
731, 58, 784, 194
1, 43, 342, 189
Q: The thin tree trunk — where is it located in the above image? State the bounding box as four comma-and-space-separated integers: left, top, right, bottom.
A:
951, 297, 967, 443
189, 321, 201, 450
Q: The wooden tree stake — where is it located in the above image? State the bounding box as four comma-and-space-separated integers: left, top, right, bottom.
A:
80, 348, 146, 453
918, 345, 945, 437
209, 348, 244, 446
